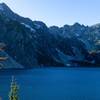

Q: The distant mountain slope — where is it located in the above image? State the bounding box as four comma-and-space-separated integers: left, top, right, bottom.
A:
0, 3, 99, 68
0, 50, 23, 69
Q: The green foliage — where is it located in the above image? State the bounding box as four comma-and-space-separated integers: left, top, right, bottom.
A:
9, 76, 19, 100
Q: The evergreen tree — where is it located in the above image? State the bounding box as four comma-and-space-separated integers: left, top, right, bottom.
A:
9, 76, 19, 100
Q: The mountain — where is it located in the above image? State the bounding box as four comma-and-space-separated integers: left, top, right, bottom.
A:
0, 3, 99, 69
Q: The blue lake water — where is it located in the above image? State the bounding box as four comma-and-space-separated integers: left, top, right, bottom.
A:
0, 68, 100, 100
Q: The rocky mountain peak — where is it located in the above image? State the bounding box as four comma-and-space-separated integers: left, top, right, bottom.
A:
0, 3, 11, 11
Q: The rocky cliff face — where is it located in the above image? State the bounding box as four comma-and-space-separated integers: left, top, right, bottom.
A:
0, 3, 99, 68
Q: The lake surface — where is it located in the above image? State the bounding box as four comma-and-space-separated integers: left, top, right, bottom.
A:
0, 68, 100, 100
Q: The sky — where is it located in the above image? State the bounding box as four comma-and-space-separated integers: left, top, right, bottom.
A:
0, 0, 100, 26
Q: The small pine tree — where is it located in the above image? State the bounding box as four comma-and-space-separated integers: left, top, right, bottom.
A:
9, 76, 19, 100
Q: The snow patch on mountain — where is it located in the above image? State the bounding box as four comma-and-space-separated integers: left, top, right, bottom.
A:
56, 49, 74, 66
21, 23, 36, 32
34, 23, 42, 29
